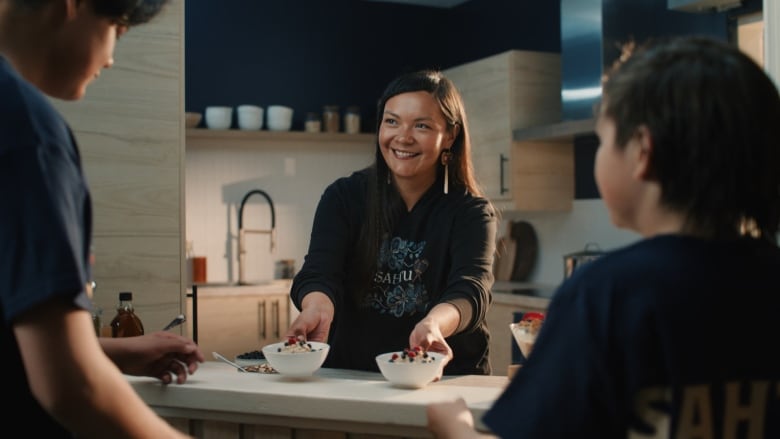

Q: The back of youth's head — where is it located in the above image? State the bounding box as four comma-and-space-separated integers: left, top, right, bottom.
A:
601, 36, 780, 242
11, 0, 169, 25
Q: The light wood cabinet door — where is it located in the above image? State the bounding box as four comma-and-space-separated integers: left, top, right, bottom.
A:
444, 50, 564, 211
188, 293, 290, 360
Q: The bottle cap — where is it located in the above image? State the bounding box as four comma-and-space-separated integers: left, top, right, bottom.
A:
119, 291, 133, 301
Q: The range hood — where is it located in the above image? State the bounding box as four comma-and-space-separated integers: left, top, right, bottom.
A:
514, 0, 737, 142
668, 0, 742, 13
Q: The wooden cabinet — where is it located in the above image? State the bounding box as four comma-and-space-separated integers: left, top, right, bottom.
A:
186, 282, 292, 359
444, 50, 566, 211
55, 0, 185, 331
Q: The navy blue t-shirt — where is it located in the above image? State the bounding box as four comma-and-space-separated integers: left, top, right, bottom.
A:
483, 235, 780, 438
1, 56, 93, 437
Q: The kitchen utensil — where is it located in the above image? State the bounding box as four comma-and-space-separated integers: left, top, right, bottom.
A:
212, 351, 248, 372
163, 314, 186, 331
237, 105, 264, 130
563, 243, 604, 279
493, 233, 515, 282
205, 106, 233, 130
493, 220, 538, 282
510, 220, 538, 281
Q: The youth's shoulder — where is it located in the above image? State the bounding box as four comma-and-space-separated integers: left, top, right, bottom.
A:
0, 57, 70, 154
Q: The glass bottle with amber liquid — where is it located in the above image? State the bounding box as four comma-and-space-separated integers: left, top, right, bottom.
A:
110, 291, 145, 337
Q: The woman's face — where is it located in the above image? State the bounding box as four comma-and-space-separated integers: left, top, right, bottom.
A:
378, 91, 455, 188
46, 1, 128, 100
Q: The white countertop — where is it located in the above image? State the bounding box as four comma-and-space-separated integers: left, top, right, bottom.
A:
128, 361, 508, 435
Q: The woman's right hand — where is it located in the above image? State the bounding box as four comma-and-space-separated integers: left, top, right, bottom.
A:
285, 291, 334, 342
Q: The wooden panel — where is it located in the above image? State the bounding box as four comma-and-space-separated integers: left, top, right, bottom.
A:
243, 424, 292, 439
445, 50, 562, 208
163, 417, 191, 435
191, 292, 291, 359
51, 0, 185, 328
193, 420, 240, 439
511, 140, 574, 211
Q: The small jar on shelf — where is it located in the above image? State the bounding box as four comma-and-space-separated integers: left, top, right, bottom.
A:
305, 112, 322, 133
323, 105, 340, 133
344, 106, 361, 134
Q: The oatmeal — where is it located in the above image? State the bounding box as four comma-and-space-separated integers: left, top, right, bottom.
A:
388, 346, 436, 364
277, 336, 320, 353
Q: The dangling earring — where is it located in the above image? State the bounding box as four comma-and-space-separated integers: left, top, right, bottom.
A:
441, 150, 452, 194
387, 172, 391, 185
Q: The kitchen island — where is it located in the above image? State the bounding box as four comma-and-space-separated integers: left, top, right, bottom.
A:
129, 362, 509, 438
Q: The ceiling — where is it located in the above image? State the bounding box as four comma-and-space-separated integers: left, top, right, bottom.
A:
362, 0, 471, 8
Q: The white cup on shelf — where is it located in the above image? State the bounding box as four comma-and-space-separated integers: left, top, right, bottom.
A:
237, 105, 264, 130
205, 106, 233, 130
266, 105, 294, 131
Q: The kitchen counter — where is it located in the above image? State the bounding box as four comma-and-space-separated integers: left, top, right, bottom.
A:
129, 362, 508, 438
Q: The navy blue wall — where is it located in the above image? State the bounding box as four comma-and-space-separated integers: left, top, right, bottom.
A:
185, 0, 763, 199
185, 0, 559, 132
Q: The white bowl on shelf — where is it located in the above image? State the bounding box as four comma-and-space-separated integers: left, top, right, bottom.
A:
266, 105, 294, 131
205, 106, 233, 130
237, 105, 264, 130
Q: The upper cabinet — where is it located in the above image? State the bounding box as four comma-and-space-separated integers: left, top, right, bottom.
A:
445, 50, 570, 212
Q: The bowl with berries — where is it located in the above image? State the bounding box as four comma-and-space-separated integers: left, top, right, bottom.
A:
510, 311, 545, 359
261, 336, 329, 377
375, 346, 444, 389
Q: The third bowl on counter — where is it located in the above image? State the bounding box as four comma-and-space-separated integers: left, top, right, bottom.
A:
375, 348, 443, 389
237, 105, 264, 130
261, 337, 329, 377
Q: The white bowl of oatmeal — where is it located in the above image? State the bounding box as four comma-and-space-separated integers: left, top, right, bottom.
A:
261, 337, 329, 377
375, 347, 444, 389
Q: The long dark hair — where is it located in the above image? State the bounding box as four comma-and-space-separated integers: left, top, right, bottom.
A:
602, 36, 780, 241
351, 69, 484, 301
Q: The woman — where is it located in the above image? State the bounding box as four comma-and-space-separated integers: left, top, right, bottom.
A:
286, 69, 497, 376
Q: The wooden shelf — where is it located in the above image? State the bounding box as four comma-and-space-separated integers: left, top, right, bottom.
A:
186, 128, 375, 149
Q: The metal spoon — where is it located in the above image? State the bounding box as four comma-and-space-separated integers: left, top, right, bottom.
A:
212, 352, 247, 372
163, 314, 186, 331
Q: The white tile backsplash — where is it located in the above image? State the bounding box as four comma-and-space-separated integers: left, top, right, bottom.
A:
186, 145, 638, 293
186, 144, 373, 285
